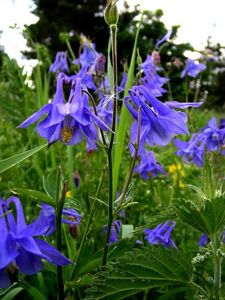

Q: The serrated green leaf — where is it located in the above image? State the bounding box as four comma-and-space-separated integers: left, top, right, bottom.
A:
0, 144, 47, 174
77, 240, 134, 277
68, 274, 95, 288
11, 188, 55, 206
86, 246, 193, 300
1, 287, 23, 300
175, 196, 225, 236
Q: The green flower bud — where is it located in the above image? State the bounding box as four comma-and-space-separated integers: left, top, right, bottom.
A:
104, 0, 119, 26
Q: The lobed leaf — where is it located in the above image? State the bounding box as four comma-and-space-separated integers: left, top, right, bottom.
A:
86, 246, 193, 300
174, 195, 225, 236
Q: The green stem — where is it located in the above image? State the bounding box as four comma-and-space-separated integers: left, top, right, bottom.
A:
66, 40, 76, 60
212, 235, 222, 300
55, 167, 67, 300
191, 282, 208, 299
164, 70, 173, 101
122, 107, 141, 196
101, 24, 118, 268
193, 74, 202, 102
185, 75, 189, 102
113, 12, 143, 197
69, 169, 105, 280
67, 146, 74, 190
82, 89, 107, 146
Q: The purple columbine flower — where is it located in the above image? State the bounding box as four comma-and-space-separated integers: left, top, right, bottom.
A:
202, 117, 225, 152
175, 117, 225, 166
125, 85, 189, 155
144, 221, 177, 248
49, 52, 69, 74
0, 196, 71, 288
97, 95, 113, 126
18, 73, 110, 150
141, 55, 168, 97
92, 53, 106, 76
73, 42, 98, 69
23, 203, 81, 237
155, 29, 173, 48
174, 133, 206, 167
198, 233, 210, 247
134, 150, 165, 180
181, 58, 206, 78
199, 232, 225, 248
103, 220, 122, 245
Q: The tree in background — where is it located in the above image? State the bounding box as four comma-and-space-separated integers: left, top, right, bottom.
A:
25, 1, 192, 61
25, 0, 225, 108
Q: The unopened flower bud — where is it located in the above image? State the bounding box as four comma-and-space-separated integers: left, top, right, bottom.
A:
172, 57, 183, 69
73, 171, 80, 188
68, 216, 80, 239
152, 50, 161, 66
6, 262, 19, 284
94, 53, 106, 76
104, 0, 119, 26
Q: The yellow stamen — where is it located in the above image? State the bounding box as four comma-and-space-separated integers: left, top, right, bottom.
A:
61, 126, 73, 143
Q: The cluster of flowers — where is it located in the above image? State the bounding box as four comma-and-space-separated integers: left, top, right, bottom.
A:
174, 117, 225, 167
124, 37, 206, 180
0, 196, 81, 288
19, 32, 207, 177
106, 218, 177, 249
19, 36, 129, 150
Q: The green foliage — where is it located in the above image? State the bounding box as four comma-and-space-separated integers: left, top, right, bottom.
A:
86, 246, 193, 300
174, 195, 225, 237
1, 287, 23, 300
113, 13, 143, 197
11, 188, 55, 206
0, 144, 47, 174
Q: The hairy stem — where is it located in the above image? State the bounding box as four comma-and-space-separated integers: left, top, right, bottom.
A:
212, 235, 222, 300
102, 24, 118, 268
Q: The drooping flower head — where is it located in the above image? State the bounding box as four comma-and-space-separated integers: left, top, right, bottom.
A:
198, 233, 210, 247
0, 196, 71, 288
144, 221, 177, 248
174, 133, 206, 167
49, 52, 69, 74
18, 73, 110, 151
141, 55, 168, 97
103, 219, 122, 245
201, 117, 225, 152
24, 203, 81, 237
125, 85, 189, 156
198, 232, 225, 247
181, 58, 206, 78
134, 150, 165, 180
174, 117, 225, 166
92, 53, 106, 76
155, 29, 173, 48
73, 38, 99, 69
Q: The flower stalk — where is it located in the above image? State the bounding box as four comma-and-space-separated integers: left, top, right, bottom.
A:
122, 107, 141, 196
212, 234, 222, 300
102, 23, 118, 268
55, 167, 68, 300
